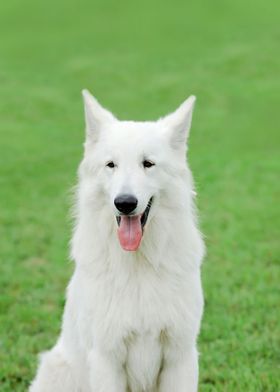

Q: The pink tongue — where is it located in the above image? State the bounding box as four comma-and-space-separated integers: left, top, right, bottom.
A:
117, 215, 143, 251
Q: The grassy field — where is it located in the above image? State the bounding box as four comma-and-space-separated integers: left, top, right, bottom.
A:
0, 0, 279, 390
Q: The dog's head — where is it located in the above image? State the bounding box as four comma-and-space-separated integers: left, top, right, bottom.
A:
79, 90, 196, 252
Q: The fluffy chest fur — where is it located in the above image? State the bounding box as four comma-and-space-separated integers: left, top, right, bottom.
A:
63, 250, 203, 392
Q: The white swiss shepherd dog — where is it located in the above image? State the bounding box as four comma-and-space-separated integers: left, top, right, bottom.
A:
30, 90, 205, 392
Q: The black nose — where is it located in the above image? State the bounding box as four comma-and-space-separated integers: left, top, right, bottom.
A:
114, 194, 138, 214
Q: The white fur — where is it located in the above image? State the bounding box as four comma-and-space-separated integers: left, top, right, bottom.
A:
30, 90, 205, 392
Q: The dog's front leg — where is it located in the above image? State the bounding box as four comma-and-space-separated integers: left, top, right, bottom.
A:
159, 347, 199, 392
88, 349, 127, 392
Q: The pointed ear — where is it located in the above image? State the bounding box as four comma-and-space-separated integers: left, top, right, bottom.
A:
162, 96, 196, 150
82, 89, 115, 142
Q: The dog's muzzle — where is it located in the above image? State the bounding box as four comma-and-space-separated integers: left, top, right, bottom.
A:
116, 197, 153, 251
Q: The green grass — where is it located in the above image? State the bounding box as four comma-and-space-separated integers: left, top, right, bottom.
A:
0, 0, 279, 390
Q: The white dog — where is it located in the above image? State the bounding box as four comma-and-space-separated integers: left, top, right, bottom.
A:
30, 90, 205, 392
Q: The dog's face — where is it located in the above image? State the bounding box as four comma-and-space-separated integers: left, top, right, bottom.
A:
80, 90, 195, 251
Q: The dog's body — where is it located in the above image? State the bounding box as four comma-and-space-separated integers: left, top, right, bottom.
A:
30, 91, 204, 392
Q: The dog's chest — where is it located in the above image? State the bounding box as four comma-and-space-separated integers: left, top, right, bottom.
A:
125, 331, 163, 392
93, 267, 173, 390
74, 264, 189, 390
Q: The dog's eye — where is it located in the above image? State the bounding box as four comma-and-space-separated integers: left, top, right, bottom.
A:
143, 160, 155, 168
106, 161, 115, 168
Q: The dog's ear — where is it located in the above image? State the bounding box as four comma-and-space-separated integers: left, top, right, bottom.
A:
162, 96, 196, 150
82, 89, 115, 143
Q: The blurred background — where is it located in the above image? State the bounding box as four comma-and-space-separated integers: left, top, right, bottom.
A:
0, 0, 279, 390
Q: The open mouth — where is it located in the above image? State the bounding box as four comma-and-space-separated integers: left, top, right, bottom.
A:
116, 197, 153, 251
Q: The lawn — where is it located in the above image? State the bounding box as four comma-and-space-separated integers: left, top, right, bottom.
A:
0, 0, 279, 390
